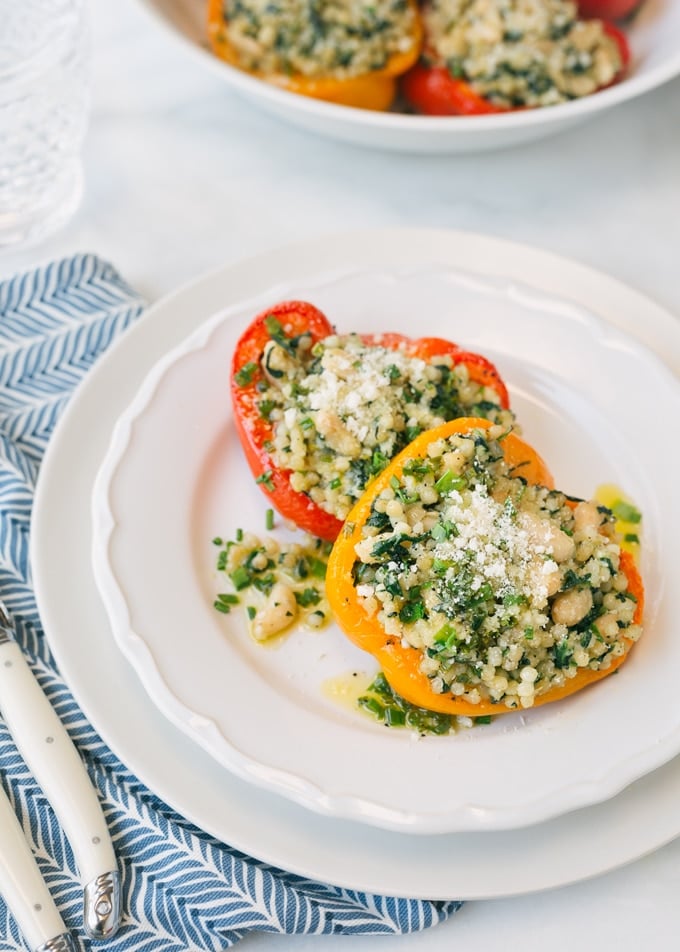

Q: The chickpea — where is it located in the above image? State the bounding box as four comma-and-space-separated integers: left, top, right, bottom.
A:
314, 410, 361, 457
252, 582, 298, 642
551, 587, 593, 627
548, 526, 576, 563
573, 501, 603, 535
596, 613, 620, 641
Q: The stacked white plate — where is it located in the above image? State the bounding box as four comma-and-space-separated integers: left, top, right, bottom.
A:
32, 229, 680, 899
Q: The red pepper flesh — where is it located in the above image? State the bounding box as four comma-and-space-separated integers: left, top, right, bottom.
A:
231, 302, 512, 540
401, 19, 630, 117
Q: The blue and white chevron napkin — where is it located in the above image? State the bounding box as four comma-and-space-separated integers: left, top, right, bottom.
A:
0, 255, 462, 951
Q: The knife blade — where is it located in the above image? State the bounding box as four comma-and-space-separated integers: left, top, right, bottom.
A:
0, 777, 78, 952
0, 602, 120, 940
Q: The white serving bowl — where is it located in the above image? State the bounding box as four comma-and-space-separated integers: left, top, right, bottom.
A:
137, 0, 680, 152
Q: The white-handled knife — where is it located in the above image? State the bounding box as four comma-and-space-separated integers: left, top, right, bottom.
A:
0, 601, 121, 940
0, 780, 78, 952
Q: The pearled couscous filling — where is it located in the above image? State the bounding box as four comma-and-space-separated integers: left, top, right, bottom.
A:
223, 0, 417, 79
214, 530, 332, 641
423, 0, 623, 107
351, 425, 642, 710
245, 326, 514, 521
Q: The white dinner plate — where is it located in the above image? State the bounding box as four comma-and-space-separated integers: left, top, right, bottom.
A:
136, 0, 680, 152
90, 262, 678, 834
32, 229, 680, 896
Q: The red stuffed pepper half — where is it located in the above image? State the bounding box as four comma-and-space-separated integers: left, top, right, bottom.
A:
231, 300, 513, 540
401, 0, 631, 116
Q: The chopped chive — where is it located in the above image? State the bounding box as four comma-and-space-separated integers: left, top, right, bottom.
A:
431, 520, 458, 541
433, 623, 458, 648
217, 593, 239, 605
432, 557, 453, 576
371, 450, 390, 475
384, 707, 406, 727
235, 528, 243, 542
309, 557, 327, 579
329, 477, 342, 490
434, 470, 466, 494
213, 600, 231, 614
246, 606, 256, 620
230, 566, 251, 591
358, 695, 385, 718
295, 587, 321, 607
265, 508, 274, 530
256, 470, 275, 491
624, 532, 639, 543
611, 500, 642, 524
234, 362, 258, 386
258, 399, 276, 421
212, 536, 223, 546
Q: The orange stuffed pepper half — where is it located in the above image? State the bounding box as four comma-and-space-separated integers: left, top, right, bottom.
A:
208, 0, 422, 110
327, 418, 643, 717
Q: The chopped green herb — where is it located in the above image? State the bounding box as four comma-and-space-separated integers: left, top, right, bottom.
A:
255, 470, 275, 491
217, 593, 239, 605
234, 362, 258, 386
358, 673, 458, 735
230, 566, 251, 591
431, 520, 458, 542
553, 640, 574, 669
434, 470, 466, 494
611, 500, 642, 524
309, 557, 327, 579
295, 587, 321, 607
258, 399, 276, 421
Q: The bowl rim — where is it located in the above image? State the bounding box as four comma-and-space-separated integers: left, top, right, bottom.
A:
137, 0, 680, 134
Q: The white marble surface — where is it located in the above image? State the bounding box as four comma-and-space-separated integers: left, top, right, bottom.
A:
2, 0, 680, 948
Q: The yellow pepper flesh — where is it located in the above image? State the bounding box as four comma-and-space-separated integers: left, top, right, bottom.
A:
207, 0, 422, 111
326, 418, 644, 717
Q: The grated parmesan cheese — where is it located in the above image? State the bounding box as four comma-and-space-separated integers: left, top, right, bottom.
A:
351, 425, 642, 710
252, 330, 514, 521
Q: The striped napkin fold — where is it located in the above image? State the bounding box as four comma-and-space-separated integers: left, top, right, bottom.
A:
0, 254, 462, 951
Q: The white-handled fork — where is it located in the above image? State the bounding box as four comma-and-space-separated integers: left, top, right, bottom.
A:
0, 779, 77, 952
0, 601, 121, 943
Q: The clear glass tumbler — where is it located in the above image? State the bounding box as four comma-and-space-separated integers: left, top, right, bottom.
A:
0, 0, 91, 248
